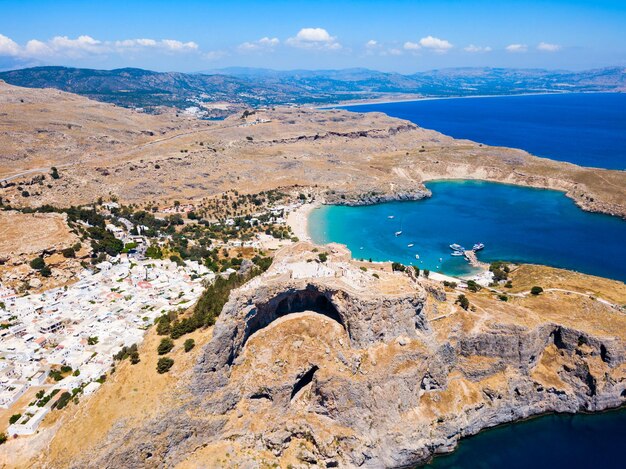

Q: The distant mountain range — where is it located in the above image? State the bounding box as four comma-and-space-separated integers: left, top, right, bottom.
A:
0, 65, 623, 114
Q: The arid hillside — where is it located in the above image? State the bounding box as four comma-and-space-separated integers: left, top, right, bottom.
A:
1, 81, 625, 220
34, 243, 626, 468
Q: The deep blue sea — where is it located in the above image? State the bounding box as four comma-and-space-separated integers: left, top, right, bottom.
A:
341, 93, 626, 170
321, 93, 626, 467
309, 180, 626, 282
426, 408, 626, 468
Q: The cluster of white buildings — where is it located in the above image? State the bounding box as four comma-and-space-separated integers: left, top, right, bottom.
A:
0, 256, 213, 435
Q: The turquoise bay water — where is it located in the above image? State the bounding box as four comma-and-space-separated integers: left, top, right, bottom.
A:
322, 94, 626, 467
341, 93, 626, 170
309, 180, 626, 282
426, 408, 626, 468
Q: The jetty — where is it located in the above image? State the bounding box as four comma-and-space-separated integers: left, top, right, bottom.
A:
464, 250, 489, 269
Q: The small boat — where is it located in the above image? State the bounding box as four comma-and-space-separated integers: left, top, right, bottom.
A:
415, 254, 420, 260
395, 231, 403, 237
449, 243, 465, 251
407, 243, 414, 248
472, 243, 485, 251
451, 251, 464, 256
388, 215, 395, 219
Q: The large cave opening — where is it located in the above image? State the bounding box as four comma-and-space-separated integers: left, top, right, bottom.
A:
241, 285, 346, 350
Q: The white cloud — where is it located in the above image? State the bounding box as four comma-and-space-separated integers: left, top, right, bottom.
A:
506, 43, 528, 53
404, 36, 453, 54
0, 33, 200, 59
365, 39, 378, 49
0, 34, 22, 56
419, 35, 453, 53
464, 44, 492, 53
238, 36, 280, 52
24, 39, 52, 56
159, 39, 198, 52
388, 48, 403, 56
537, 42, 561, 52
286, 28, 341, 50
403, 41, 421, 51
204, 50, 227, 61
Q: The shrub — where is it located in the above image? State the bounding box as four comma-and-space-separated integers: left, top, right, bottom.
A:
466, 280, 482, 292
61, 247, 76, 258
50, 167, 60, 179
157, 338, 174, 355
130, 350, 140, 364
391, 262, 406, 272
30, 257, 45, 270
423, 269, 430, 278
169, 255, 184, 267
113, 343, 138, 361
443, 280, 458, 289
530, 286, 544, 296
54, 391, 72, 410
146, 245, 163, 259
40, 266, 52, 277
498, 294, 509, 302
0, 433, 6, 445
184, 338, 195, 352
456, 294, 470, 310
9, 413, 21, 424
317, 252, 328, 262
87, 336, 99, 345
157, 357, 174, 374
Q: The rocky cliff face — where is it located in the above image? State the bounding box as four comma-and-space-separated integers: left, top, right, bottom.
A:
52, 243, 626, 469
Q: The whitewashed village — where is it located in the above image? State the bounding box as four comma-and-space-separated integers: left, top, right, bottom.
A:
0, 195, 300, 439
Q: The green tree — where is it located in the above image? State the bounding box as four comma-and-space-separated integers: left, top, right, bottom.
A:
30, 257, 45, 270
130, 350, 140, 364
87, 336, 99, 345
391, 262, 405, 272
157, 337, 174, 355
456, 294, 470, 310
530, 286, 544, 295
61, 247, 76, 258
0, 432, 7, 445
9, 413, 21, 425
466, 280, 482, 293
169, 255, 184, 266
423, 269, 430, 278
318, 252, 328, 262
184, 338, 195, 352
40, 265, 52, 277
157, 357, 174, 374
50, 167, 60, 179
146, 245, 163, 259
54, 391, 72, 410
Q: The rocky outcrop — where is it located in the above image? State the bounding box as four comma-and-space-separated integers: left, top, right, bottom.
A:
59, 244, 626, 469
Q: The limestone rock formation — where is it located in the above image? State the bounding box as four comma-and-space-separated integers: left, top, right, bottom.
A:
49, 243, 626, 468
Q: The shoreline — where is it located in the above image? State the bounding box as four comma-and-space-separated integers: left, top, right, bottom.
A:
315, 90, 618, 109
287, 202, 318, 243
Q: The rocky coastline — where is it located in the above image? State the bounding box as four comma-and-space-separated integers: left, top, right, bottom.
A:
47, 243, 626, 468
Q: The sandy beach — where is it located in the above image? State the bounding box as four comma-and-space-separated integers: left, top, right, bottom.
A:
287, 202, 318, 242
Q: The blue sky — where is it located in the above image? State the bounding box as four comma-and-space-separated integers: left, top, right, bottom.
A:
1, 0, 625, 72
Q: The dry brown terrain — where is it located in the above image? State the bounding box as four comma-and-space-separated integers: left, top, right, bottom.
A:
0, 211, 84, 291
30, 243, 626, 468
1, 81, 625, 468
1, 81, 625, 220
0, 211, 77, 259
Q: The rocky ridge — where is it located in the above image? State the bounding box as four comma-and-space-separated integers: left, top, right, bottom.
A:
43, 243, 626, 468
